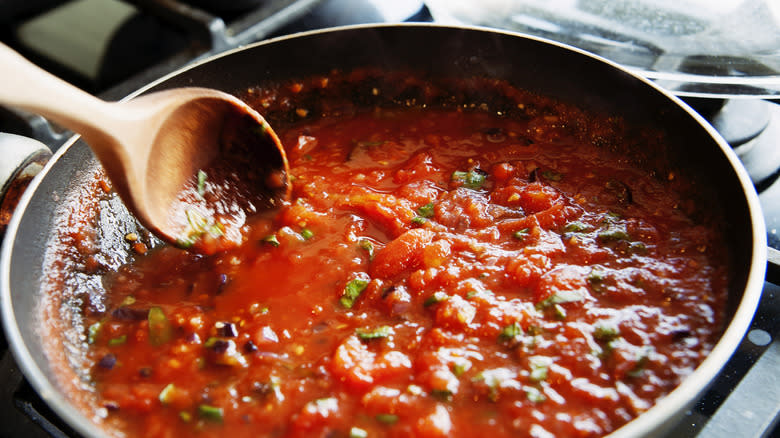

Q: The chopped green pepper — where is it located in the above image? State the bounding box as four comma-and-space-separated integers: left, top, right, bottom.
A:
375, 413, 399, 425
593, 322, 621, 342
300, 228, 314, 240
417, 202, 435, 218
528, 356, 551, 382
197, 170, 207, 198
356, 325, 393, 340
148, 307, 173, 346
627, 346, 653, 378
198, 404, 224, 422
598, 223, 630, 242
499, 322, 523, 341
524, 386, 547, 403
358, 239, 375, 259
587, 266, 607, 292
158, 383, 177, 405
541, 170, 562, 181
340, 278, 370, 309
424, 291, 449, 307
513, 228, 530, 240
410, 216, 427, 225
87, 321, 102, 344
538, 289, 586, 309
108, 335, 127, 346
262, 234, 280, 247
431, 388, 453, 401
177, 209, 223, 248
452, 360, 471, 377
564, 221, 589, 233
452, 169, 487, 189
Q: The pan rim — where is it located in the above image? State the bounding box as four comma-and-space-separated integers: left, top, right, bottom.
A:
1, 23, 768, 438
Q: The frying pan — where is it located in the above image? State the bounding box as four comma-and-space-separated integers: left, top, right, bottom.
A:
0, 24, 769, 437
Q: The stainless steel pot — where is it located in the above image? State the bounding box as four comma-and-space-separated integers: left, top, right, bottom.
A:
0, 24, 769, 437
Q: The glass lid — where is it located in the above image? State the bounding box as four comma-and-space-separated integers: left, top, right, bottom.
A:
425, 0, 780, 98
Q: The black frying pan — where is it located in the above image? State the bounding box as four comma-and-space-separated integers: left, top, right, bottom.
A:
0, 24, 768, 437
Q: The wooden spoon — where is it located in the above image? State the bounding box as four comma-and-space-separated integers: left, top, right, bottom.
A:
0, 43, 290, 254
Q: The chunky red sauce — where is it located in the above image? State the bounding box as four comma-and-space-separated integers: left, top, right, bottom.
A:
48, 74, 728, 438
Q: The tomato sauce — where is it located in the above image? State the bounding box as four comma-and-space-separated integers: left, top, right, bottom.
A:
51, 73, 728, 438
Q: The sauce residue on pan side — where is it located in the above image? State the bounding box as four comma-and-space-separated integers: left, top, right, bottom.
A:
42, 71, 729, 438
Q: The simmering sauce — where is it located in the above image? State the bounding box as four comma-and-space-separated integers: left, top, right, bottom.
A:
50, 73, 728, 438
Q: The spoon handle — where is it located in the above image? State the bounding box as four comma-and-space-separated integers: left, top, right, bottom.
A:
0, 43, 116, 142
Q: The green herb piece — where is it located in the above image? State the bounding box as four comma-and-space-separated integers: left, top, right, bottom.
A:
526, 325, 543, 336
538, 289, 586, 308
350, 427, 368, 438
452, 360, 471, 377
627, 346, 653, 378
198, 404, 224, 422
176, 236, 195, 249
250, 303, 269, 315
530, 366, 548, 382
177, 209, 224, 248
108, 335, 127, 346
375, 413, 399, 425
499, 322, 523, 341
587, 267, 606, 292
159, 383, 177, 405
148, 307, 173, 346
473, 368, 516, 402
357, 140, 385, 147
209, 223, 225, 237
300, 228, 314, 240
197, 170, 207, 198
541, 170, 563, 181
465, 290, 478, 299
513, 228, 530, 240
431, 388, 453, 401
186, 209, 207, 231
411, 216, 427, 225
359, 239, 375, 259
452, 169, 487, 189
340, 278, 370, 309
424, 291, 449, 307
528, 356, 551, 382
262, 234, 280, 247
356, 326, 393, 340
598, 223, 630, 242
564, 221, 589, 233
524, 386, 547, 403
179, 411, 192, 423
87, 321, 102, 344
628, 241, 648, 254
252, 123, 268, 137
593, 322, 621, 342
417, 202, 435, 218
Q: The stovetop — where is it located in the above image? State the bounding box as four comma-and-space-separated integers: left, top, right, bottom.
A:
0, 0, 779, 437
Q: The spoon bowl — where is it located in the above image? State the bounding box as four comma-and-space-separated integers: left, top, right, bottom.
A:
0, 44, 290, 253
